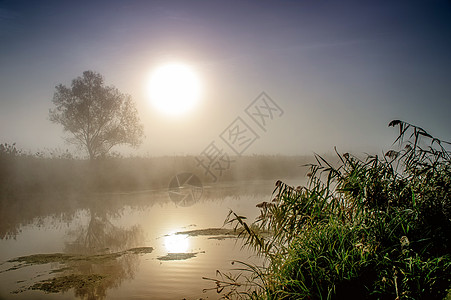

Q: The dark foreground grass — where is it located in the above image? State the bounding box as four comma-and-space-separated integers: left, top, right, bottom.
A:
215, 120, 451, 299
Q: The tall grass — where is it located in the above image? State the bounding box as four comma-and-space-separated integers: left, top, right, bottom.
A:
218, 120, 451, 299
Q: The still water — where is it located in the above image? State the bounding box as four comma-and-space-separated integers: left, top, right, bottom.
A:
0, 178, 302, 299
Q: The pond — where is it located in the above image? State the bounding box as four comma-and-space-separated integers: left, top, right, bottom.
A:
0, 177, 303, 299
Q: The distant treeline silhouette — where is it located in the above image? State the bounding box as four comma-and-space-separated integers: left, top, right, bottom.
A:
0, 144, 319, 195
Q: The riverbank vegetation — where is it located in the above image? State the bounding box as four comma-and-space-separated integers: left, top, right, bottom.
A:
220, 120, 451, 299
0, 146, 313, 196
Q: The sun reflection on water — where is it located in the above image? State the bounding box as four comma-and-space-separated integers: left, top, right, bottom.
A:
164, 234, 189, 253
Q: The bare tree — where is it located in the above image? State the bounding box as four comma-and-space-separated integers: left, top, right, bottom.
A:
49, 71, 144, 159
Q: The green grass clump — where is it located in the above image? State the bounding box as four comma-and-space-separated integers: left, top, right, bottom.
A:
218, 120, 451, 299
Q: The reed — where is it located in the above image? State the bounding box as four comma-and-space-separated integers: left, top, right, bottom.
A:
218, 120, 451, 299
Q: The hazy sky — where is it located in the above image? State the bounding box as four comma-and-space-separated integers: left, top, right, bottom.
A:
1, 0, 450, 157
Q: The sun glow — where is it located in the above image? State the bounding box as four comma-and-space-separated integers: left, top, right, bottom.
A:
164, 234, 189, 253
147, 63, 202, 116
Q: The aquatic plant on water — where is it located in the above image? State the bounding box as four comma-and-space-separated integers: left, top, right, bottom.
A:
211, 120, 451, 299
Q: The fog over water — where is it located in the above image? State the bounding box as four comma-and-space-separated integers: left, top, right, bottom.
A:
0, 175, 305, 299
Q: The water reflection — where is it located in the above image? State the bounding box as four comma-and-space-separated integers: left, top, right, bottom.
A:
0, 179, 278, 241
65, 209, 144, 254
58, 208, 145, 299
0, 179, 302, 299
164, 234, 189, 253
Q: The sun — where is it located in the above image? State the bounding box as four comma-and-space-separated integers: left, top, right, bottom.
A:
147, 63, 202, 116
